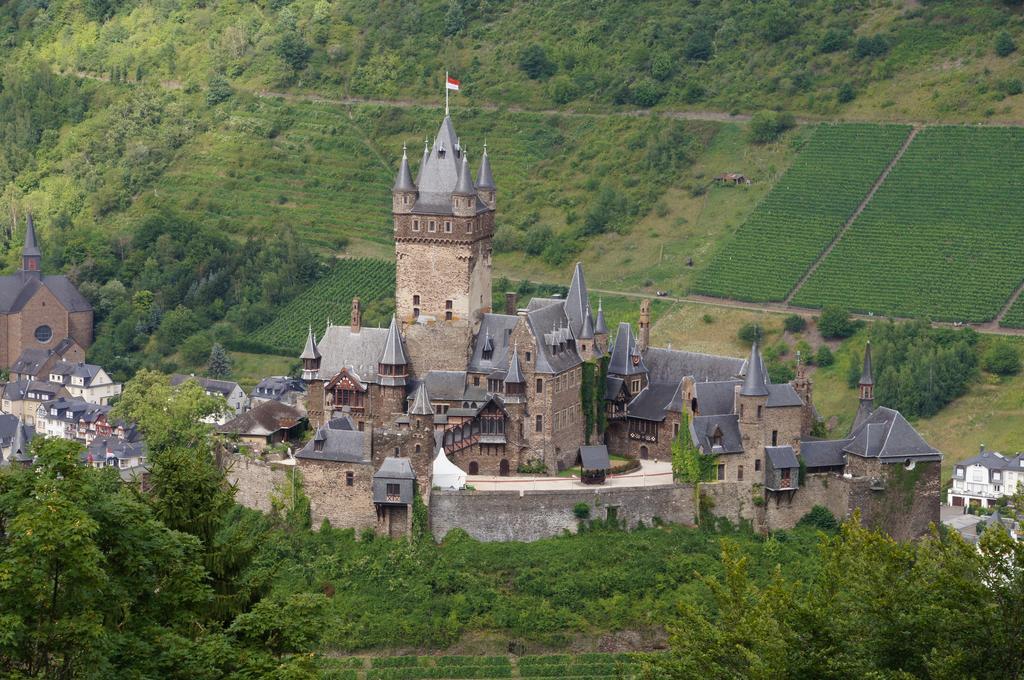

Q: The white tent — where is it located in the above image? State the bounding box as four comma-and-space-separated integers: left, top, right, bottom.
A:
432, 447, 467, 490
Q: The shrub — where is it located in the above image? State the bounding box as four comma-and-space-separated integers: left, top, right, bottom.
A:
997, 78, 1024, 96
783, 314, 807, 333
815, 345, 834, 367
738, 323, 763, 344
519, 44, 555, 80
548, 76, 579, 105
819, 28, 849, 53
684, 30, 713, 61
180, 332, 213, 366
854, 35, 889, 59
573, 502, 591, 519
701, 313, 714, 324
837, 83, 856, 104
748, 110, 796, 144
523, 224, 553, 256
767, 360, 795, 383
797, 505, 839, 532
632, 78, 665, 107
982, 340, 1021, 376
818, 306, 856, 339
996, 31, 1017, 57
206, 75, 233, 105
277, 31, 312, 70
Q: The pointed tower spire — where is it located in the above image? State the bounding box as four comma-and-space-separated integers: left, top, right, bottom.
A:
580, 305, 595, 340
453, 152, 475, 195
301, 325, 320, 361
852, 342, 876, 432
595, 298, 608, 336
392, 144, 416, 192
504, 345, 525, 385
476, 142, 495, 189
379, 315, 408, 367
409, 382, 432, 416
21, 213, 41, 276
11, 417, 31, 462
740, 341, 769, 397
860, 341, 875, 388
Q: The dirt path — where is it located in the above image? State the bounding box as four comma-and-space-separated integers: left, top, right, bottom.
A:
784, 126, 921, 304
990, 279, 1024, 328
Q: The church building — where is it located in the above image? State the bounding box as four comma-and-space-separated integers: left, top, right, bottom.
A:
0, 216, 93, 369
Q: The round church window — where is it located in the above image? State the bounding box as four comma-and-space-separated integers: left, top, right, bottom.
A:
34, 325, 52, 343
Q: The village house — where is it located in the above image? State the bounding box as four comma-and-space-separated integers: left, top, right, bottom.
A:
170, 374, 249, 424
250, 375, 307, 409
1, 379, 69, 425
217, 400, 306, 453
949, 447, 1024, 509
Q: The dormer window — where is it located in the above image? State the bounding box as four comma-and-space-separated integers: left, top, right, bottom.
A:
711, 426, 724, 448
438, 144, 446, 159
482, 347, 493, 361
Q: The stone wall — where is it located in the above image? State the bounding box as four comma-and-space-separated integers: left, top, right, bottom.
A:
847, 460, 942, 541
226, 455, 288, 514
298, 458, 378, 531
430, 484, 696, 543
762, 473, 850, 530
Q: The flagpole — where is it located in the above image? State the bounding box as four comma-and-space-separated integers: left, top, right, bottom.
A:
445, 70, 449, 116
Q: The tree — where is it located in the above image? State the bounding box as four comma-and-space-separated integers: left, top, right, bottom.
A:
819, 28, 849, 54
738, 323, 763, 344
817, 306, 855, 339
208, 342, 233, 378
783, 314, 807, 333
518, 44, 555, 80
443, 1, 467, 36
684, 30, 713, 61
206, 75, 234, 105
814, 345, 834, 367
631, 78, 665, 107
996, 31, 1017, 57
276, 31, 312, 70
982, 339, 1021, 376
181, 332, 214, 365
837, 83, 856, 104
748, 110, 795, 144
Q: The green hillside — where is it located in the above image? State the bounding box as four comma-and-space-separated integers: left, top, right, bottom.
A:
7, 0, 1024, 121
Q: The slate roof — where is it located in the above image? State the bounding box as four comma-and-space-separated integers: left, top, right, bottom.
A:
11, 348, 51, 377
504, 347, 525, 385
524, 299, 583, 375
3, 379, 65, 401
476, 146, 495, 189
87, 436, 146, 462
49, 361, 105, 386
295, 426, 368, 463
10, 419, 33, 460
315, 324, 390, 382
800, 439, 850, 468
604, 376, 626, 401
694, 380, 741, 416
594, 300, 608, 335
860, 342, 875, 386
22, 214, 41, 258
454, 153, 475, 194
409, 382, 433, 415
740, 342, 769, 397
413, 116, 488, 215
608, 323, 646, 376
468, 313, 519, 374
766, 383, 804, 408
422, 371, 468, 401
0, 274, 92, 314
372, 458, 416, 504
392, 146, 416, 191
170, 374, 241, 397
691, 414, 744, 454
251, 376, 306, 400
766, 445, 799, 470
579, 445, 611, 470
218, 401, 304, 438
563, 262, 591, 339
0, 414, 18, 448
843, 407, 941, 463
954, 449, 1024, 472
627, 381, 682, 422
39, 396, 109, 423
300, 326, 320, 360
375, 456, 417, 479
643, 347, 746, 384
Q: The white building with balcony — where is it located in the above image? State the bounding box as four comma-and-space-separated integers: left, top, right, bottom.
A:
948, 447, 1024, 508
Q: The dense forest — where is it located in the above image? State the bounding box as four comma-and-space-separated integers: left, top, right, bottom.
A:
0, 372, 1021, 678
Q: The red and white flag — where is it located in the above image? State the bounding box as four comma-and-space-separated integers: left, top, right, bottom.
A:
446, 75, 461, 91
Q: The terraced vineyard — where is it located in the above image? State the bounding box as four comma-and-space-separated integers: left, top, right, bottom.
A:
251, 258, 395, 354
693, 123, 912, 302
314, 653, 647, 679
793, 127, 1024, 322
1000, 295, 1024, 329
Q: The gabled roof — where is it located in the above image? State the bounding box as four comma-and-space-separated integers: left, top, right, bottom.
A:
524, 299, 583, 375
422, 371, 469, 401
3, 379, 65, 401
843, 407, 940, 462
766, 383, 803, 408
468, 313, 518, 373
11, 417, 33, 459
251, 376, 306, 399
608, 323, 646, 376
170, 374, 241, 397
579, 445, 611, 470
0, 274, 91, 314
694, 380, 741, 416
765, 445, 799, 470
627, 381, 681, 422
740, 342, 768, 397
800, 438, 850, 468
691, 414, 743, 454
296, 426, 368, 463
643, 347, 745, 384
956, 449, 1024, 471
49, 361, 105, 386
218, 401, 304, 437
315, 323, 390, 383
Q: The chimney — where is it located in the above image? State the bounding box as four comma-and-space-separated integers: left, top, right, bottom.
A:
638, 299, 651, 352
351, 297, 361, 333
505, 291, 518, 315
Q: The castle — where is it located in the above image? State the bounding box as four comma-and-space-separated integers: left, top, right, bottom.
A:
271, 111, 941, 542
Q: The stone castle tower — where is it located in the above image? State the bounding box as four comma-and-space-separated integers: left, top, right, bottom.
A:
391, 116, 496, 374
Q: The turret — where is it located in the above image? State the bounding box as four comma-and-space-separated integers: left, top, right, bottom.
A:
392, 144, 417, 214
21, 214, 41, 279
408, 382, 434, 431
476, 143, 496, 209
737, 341, 768, 424
377, 316, 408, 387
300, 325, 321, 381
594, 299, 608, 339
503, 346, 526, 402
452, 152, 477, 217
852, 341, 875, 432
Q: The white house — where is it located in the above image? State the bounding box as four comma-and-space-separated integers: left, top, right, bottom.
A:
47, 361, 122, 405
949, 447, 1024, 508
170, 374, 249, 425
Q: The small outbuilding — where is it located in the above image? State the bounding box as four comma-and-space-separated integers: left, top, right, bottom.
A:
373, 457, 417, 538
714, 172, 751, 185
764, 445, 800, 504
217, 400, 305, 452
578, 444, 611, 485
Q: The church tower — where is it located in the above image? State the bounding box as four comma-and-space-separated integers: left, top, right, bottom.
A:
21, 214, 41, 279
392, 114, 496, 374
852, 341, 875, 432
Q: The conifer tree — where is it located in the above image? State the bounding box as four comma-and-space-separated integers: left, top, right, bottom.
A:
208, 342, 232, 378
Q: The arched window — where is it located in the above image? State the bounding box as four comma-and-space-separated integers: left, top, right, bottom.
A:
640, 446, 649, 460
468, 461, 479, 475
